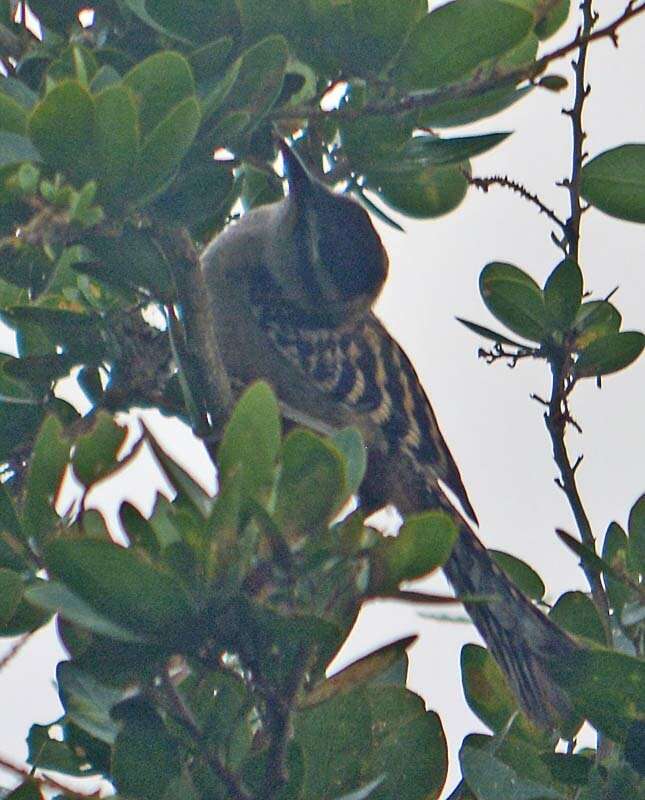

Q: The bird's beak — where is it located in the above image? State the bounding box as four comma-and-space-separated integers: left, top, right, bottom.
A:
278, 139, 314, 201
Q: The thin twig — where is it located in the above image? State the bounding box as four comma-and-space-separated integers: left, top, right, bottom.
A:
0, 633, 32, 671
468, 174, 567, 234
544, 355, 611, 636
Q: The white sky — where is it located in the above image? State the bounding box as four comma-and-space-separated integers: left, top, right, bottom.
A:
1, 2, 644, 797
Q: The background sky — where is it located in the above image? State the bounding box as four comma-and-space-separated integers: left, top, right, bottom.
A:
1, 2, 644, 797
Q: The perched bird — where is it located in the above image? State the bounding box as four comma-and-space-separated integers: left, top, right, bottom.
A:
201, 139, 578, 728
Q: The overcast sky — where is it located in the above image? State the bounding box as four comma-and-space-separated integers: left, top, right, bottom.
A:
1, 2, 644, 797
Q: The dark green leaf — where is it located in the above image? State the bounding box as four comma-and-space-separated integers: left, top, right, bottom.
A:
538, 74, 568, 92
423, 86, 533, 128
575, 331, 644, 378
294, 688, 372, 800
460, 734, 563, 800
490, 550, 545, 601
330, 427, 367, 497
534, 0, 569, 39
89, 64, 122, 93
543, 258, 583, 330
549, 591, 607, 645
572, 300, 622, 349
275, 428, 347, 537
44, 537, 197, 634
628, 493, 645, 574
456, 317, 529, 348
394, 0, 533, 89
6, 780, 43, 800
540, 753, 592, 787
112, 700, 181, 800
368, 162, 468, 218
143, 0, 235, 44
84, 226, 173, 298
218, 381, 281, 500
0, 92, 28, 134
480, 262, 546, 342
25, 580, 145, 642
190, 36, 234, 84
27, 80, 95, 180
129, 95, 201, 203
72, 411, 127, 487
47, 44, 99, 85
27, 722, 100, 777
334, 776, 387, 800
23, 415, 69, 544
372, 511, 457, 592
123, 50, 195, 135
0, 131, 41, 168
0, 567, 23, 624
602, 521, 633, 615
57, 661, 122, 743
551, 648, 645, 743
363, 686, 447, 800
373, 132, 511, 172
581, 144, 645, 223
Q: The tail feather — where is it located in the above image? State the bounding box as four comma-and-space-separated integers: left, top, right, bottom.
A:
443, 521, 579, 728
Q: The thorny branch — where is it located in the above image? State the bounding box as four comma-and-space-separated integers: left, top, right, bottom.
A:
0, 752, 101, 799
467, 174, 567, 240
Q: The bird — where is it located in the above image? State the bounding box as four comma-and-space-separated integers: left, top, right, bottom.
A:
200, 138, 578, 729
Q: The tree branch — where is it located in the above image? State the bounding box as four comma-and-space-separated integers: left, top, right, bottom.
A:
274, 1, 645, 124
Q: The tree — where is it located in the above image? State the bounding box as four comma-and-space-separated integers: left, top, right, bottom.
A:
0, 1, 643, 798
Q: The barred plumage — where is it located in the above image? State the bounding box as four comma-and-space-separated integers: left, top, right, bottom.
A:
201, 139, 578, 729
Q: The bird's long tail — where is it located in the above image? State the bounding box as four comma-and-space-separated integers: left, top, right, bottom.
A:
441, 510, 579, 729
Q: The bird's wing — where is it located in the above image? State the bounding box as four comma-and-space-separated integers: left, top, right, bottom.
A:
251, 290, 477, 523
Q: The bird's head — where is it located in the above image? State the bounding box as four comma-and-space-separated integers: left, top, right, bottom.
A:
262, 139, 389, 326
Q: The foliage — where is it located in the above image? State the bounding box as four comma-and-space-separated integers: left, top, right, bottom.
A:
0, 1, 643, 799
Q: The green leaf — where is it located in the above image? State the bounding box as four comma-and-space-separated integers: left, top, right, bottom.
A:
394, 0, 533, 89
84, 226, 173, 299
123, 50, 195, 135
480, 262, 547, 342
0, 131, 41, 168
0, 92, 28, 134
207, 34, 288, 131
23, 415, 69, 544
628, 493, 645, 574
372, 132, 511, 172
306, 637, 414, 707
575, 331, 644, 378
461, 643, 525, 734
94, 84, 139, 199
72, 411, 127, 487
294, 688, 372, 800
368, 162, 468, 219
112, 700, 181, 800
551, 648, 645, 743
143, 0, 235, 44
27, 80, 96, 180
581, 144, 645, 223
0, 567, 23, 624
372, 511, 457, 592
275, 429, 347, 536
423, 86, 533, 128
27, 722, 100, 777
90, 64, 122, 93
456, 317, 529, 348
543, 258, 583, 330
363, 686, 447, 800
460, 734, 563, 800
218, 381, 281, 501
334, 777, 387, 800
540, 753, 592, 787
330, 427, 367, 497
189, 36, 234, 83
25, 580, 145, 642
129, 95, 201, 203
572, 300, 622, 349
57, 661, 122, 744
490, 550, 545, 601
44, 537, 197, 634
549, 591, 607, 646
602, 521, 633, 615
